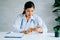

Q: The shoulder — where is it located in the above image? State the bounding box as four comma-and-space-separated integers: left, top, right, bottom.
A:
16, 14, 24, 21
17, 14, 23, 18
32, 14, 42, 20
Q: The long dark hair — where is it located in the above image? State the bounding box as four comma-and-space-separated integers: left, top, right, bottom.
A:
22, 1, 35, 14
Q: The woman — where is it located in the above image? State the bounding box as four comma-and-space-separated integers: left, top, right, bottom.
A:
13, 1, 47, 34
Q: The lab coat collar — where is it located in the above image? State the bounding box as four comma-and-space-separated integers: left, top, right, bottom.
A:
23, 14, 34, 20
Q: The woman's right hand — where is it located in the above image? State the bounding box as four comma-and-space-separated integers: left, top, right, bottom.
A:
21, 30, 29, 34
21, 28, 33, 34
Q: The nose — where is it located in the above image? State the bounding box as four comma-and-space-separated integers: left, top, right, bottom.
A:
29, 11, 32, 14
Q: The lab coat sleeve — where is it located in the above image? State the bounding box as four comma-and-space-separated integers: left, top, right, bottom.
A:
13, 16, 22, 32
37, 16, 48, 33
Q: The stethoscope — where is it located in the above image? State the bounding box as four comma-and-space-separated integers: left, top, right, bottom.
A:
20, 18, 35, 29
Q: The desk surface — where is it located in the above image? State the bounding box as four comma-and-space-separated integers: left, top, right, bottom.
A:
0, 32, 60, 40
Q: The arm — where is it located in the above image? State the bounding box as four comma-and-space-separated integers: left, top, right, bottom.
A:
13, 16, 23, 32
35, 16, 48, 33
33, 27, 43, 33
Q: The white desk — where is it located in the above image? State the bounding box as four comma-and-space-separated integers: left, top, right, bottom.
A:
0, 32, 60, 40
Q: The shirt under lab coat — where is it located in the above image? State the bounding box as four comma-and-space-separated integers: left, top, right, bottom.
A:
13, 14, 48, 33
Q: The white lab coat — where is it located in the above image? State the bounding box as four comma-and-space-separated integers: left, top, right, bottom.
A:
13, 14, 48, 33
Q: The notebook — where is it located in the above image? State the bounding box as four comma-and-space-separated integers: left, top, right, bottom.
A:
4, 32, 24, 38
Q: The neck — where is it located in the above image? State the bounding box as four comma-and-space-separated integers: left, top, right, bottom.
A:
25, 15, 30, 22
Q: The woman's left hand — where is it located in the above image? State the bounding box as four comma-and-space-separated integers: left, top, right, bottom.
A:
34, 27, 43, 33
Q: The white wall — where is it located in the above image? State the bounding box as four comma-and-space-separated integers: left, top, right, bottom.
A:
0, 0, 57, 32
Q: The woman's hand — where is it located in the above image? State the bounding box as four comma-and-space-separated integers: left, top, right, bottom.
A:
27, 28, 33, 32
33, 27, 43, 33
21, 30, 29, 34
21, 28, 33, 34
20, 27, 43, 34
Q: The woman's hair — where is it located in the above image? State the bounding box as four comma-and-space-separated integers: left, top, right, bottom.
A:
22, 1, 35, 14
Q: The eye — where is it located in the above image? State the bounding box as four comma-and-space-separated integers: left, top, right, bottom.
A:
31, 10, 34, 12
27, 10, 30, 12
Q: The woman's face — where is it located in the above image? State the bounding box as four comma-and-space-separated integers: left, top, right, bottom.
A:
25, 7, 34, 17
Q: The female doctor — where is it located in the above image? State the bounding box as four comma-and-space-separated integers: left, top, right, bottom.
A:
13, 1, 47, 34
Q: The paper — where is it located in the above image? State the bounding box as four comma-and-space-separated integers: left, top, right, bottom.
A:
4, 32, 24, 38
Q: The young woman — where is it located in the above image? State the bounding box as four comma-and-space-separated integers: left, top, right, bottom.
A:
13, 1, 47, 34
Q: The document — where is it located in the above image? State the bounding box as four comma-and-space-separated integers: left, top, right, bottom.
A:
4, 32, 24, 38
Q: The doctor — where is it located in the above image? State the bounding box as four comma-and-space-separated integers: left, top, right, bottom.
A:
13, 1, 47, 34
